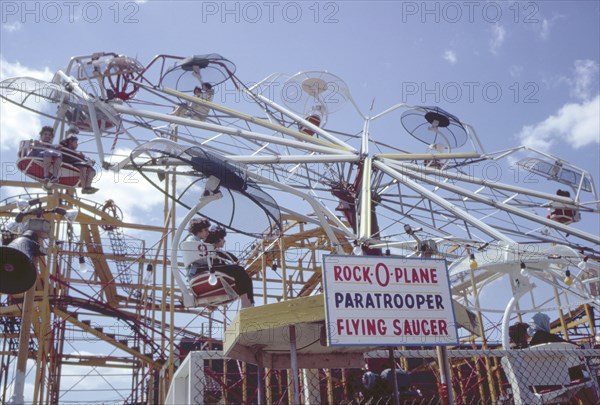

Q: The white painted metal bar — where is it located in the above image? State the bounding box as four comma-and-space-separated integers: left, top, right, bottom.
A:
374, 161, 515, 243
222, 154, 359, 164
112, 104, 348, 155
252, 92, 357, 152
358, 157, 372, 244
382, 159, 586, 207
375, 152, 481, 160
163, 85, 352, 151
388, 163, 600, 244
246, 171, 349, 254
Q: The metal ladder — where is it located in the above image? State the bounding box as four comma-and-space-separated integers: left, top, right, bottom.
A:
106, 227, 133, 293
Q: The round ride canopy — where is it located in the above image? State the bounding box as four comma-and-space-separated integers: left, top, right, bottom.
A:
159, 53, 236, 93
281, 71, 350, 119
130, 139, 281, 238
401, 106, 469, 150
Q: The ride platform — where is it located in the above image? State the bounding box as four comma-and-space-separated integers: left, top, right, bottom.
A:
223, 294, 368, 369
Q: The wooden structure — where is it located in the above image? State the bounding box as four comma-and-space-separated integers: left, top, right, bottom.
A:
223, 294, 366, 370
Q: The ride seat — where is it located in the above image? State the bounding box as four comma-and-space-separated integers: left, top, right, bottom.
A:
501, 342, 599, 405
189, 270, 237, 304
180, 240, 238, 305
424, 159, 443, 169
547, 208, 580, 225
18, 140, 33, 158
300, 114, 321, 136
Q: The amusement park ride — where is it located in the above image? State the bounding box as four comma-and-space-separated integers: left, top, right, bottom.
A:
0, 52, 599, 404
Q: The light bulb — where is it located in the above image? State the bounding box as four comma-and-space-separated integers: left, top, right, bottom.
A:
564, 270, 573, 286
520, 262, 528, 277
79, 256, 88, 273
469, 254, 478, 270
208, 271, 218, 286
16, 199, 29, 212
578, 256, 589, 270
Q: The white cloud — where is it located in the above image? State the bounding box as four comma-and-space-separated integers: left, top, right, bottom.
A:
2, 22, 22, 32
88, 148, 166, 223
443, 50, 457, 65
525, 11, 564, 41
0, 57, 53, 81
489, 24, 506, 54
0, 60, 162, 224
509, 65, 523, 78
570, 59, 599, 101
534, 15, 564, 41
0, 57, 54, 151
517, 95, 600, 151
538, 18, 551, 40
56, 352, 133, 401
0, 185, 25, 202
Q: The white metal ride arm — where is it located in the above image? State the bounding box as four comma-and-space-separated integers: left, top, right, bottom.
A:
374, 160, 515, 244
159, 86, 354, 153
357, 157, 372, 251
384, 161, 600, 245
111, 104, 346, 156
251, 92, 357, 152
245, 171, 351, 255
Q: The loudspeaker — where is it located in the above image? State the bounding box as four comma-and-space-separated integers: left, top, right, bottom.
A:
0, 231, 43, 294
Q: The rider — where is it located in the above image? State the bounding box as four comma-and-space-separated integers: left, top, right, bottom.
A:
30, 126, 62, 186
169, 83, 214, 120
190, 83, 214, 120
59, 127, 98, 194
205, 226, 254, 308
528, 312, 567, 346
184, 218, 212, 278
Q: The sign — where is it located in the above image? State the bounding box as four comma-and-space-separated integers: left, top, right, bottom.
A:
322, 255, 458, 346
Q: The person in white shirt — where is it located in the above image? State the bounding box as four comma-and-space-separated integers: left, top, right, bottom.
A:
205, 226, 254, 308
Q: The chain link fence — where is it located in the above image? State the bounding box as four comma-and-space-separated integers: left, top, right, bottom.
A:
166, 346, 600, 404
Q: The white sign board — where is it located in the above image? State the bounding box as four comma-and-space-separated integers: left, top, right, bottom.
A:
322, 255, 458, 346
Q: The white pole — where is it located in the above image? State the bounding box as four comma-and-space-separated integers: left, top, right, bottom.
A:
7, 285, 35, 405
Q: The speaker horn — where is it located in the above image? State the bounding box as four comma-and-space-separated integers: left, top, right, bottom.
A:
0, 231, 43, 294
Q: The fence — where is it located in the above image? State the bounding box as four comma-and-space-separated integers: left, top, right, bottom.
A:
165, 346, 600, 404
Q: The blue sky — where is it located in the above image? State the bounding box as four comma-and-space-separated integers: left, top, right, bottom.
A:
2, 1, 598, 234
2, 1, 598, 181
1, 0, 599, 401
